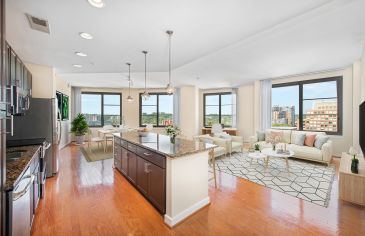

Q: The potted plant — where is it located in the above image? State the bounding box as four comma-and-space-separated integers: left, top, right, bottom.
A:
71, 113, 89, 145
254, 144, 261, 153
349, 147, 359, 174
165, 125, 181, 144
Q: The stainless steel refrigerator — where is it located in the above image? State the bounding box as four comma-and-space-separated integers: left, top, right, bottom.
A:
6, 98, 61, 177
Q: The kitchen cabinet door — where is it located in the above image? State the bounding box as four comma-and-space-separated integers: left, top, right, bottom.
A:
10, 50, 16, 86
136, 156, 149, 196
15, 57, 23, 88
120, 147, 128, 176
148, 163, 166, 213
127, 151, 137, 184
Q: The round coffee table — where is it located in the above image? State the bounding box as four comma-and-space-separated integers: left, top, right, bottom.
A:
261, 148, 294, 173
247, 152, 268, 168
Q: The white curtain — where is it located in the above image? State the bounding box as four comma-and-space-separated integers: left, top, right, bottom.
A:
260, 79, 272, 130
173, 88, 180, 126
71, 87, 82, 120
231, 88, 238, 128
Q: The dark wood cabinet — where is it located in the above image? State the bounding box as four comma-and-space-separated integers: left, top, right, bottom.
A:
5, 42, 33, 115
120, 147, 128, 176
136, 157, 149, 196
127, 152, 137, 184
114, 139, 166, 214
147, 163, 165, 213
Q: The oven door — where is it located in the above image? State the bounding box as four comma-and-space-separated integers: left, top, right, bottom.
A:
39, 164, 46, 198
12, 167, 34, 236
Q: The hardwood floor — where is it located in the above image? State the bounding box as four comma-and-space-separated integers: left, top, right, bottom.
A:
31, 145, 365, 236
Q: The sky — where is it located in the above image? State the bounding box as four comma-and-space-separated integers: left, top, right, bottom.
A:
272, 81, 337, 114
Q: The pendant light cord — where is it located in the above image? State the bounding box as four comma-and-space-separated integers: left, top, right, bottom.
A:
169, 33, 171, 84
143, 51, 147, 92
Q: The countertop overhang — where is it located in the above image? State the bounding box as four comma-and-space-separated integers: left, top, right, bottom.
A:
113, 132, 216, 158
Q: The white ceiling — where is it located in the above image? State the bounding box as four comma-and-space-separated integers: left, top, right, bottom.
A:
6, 0, 365, 88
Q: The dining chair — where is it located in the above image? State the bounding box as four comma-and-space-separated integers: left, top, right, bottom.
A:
87, 129, 104, 151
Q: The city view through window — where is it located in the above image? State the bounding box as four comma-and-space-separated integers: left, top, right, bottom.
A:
272, 80, 340, 133
204, 93, 233, 127
82, 93, 121, 127
140, 94, 173, 126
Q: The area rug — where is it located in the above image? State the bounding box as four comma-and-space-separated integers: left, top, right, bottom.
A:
80, 144, 113, 162
215, 153, 335, 207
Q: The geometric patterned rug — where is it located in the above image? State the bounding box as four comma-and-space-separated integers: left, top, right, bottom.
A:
215, 153, 335, 207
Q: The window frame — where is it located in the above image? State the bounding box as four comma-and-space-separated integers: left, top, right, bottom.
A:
272, 76, 343, 135
139, 92, 174, 127
81, 92, 122, 127
203, 92, 233, 128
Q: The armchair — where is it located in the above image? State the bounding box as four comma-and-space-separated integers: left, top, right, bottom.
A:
211, 123, 244, 156
193, 135, 227, 158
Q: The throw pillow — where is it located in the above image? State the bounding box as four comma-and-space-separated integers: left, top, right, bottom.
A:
314, 136, 330, 149
257, 131, 265, 141
294, 133, 306, 146
220, 132, 232, 140
268, 131, 283, 143
304, 134, 316, 147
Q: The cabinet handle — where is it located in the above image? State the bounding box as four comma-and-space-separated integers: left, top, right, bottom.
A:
144, 163, 151, 173
143, 152, 152, 156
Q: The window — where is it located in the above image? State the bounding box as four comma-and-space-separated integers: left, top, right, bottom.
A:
272, 77, 342, 135
81, 92, 121, 127
139, 93, 173, 127
204, 93, 233, 127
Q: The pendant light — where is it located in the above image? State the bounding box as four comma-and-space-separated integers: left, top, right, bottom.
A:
125, 63, 134, 103
141, 51, 150, 100
166, 30, 175, 95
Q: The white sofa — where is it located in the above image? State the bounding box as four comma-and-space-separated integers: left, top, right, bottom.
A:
249, 129, 333, 165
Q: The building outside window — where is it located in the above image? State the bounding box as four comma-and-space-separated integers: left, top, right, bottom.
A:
271, 77, 342, 135
81, 92, 121, 127
139, 93, 173, 127
204, 93, 233, 127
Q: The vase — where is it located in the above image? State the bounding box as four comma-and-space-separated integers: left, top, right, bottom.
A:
75, 135, 85, 145
170, 135, 176, 144
351, 158, 359, 174
272, 144, 276, 151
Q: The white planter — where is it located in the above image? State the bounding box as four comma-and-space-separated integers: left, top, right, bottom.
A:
75, 135, 85, 145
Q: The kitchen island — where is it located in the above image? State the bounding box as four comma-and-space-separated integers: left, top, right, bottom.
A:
113, 132, 216, 227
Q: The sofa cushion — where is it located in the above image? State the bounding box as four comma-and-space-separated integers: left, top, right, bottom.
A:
294, 133, 306, 146
257, 131, 265, 141
314, 135, 330, 149
287, 144, 323, 161
265, 129, 291, 143
304, 134, 316, 147
290, 131, 326, 144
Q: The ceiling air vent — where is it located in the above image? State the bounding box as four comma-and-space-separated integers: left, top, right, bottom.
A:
26, 14, 50, 34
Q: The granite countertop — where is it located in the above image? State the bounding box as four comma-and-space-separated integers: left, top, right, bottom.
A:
113, 132, 217, 158
5, 145, 41, 191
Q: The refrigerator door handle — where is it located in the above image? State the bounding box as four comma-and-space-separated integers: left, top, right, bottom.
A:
57, 110, 62, 145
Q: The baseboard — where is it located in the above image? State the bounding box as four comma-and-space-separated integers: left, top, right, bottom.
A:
164, 197, 210, 227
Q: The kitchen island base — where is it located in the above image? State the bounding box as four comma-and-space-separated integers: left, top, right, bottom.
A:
164, 151, 210, 227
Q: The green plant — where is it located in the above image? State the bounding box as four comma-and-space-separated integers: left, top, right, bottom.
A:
71, 113, 88, 136
254, 144, 260, 151
165, 125, 181, 137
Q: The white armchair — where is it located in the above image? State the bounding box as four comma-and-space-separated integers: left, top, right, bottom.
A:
210, 123, 244, 156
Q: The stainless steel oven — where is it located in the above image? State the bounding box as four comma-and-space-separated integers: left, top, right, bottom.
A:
40, 141, 50, 198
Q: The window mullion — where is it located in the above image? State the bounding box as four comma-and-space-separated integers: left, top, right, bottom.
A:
299, 84, 303, 131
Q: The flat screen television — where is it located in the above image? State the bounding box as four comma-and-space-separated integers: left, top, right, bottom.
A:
360, 101, 365, 158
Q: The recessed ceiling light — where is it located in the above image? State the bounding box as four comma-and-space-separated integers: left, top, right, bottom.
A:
73, 64, 82, 68
75, 52, 87, 57
87, 0, 105, 8
79, 32, 93, 40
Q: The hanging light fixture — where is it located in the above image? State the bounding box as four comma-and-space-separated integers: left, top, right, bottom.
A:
166, 30, 175, 95
141, 51, 150, 100
125, 63, 134, 103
